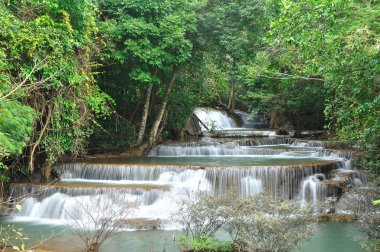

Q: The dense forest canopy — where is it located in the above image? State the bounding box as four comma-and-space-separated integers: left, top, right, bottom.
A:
0, 0, 379, 181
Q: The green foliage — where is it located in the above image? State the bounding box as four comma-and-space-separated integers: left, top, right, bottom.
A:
94, 0, 198, 144
266, 0, 380, 154
357, 192, 380, 252
0, 162, 10, 183
99, 0, 196, 73
165, 80, 199, 138
177, 236, 233, 252
88, 86, 115, 120
242, 62, 326, 131
0, 0, 113, 173
195, 0, 271, 108
91, 118, 137, 153
0, 101, 35, 159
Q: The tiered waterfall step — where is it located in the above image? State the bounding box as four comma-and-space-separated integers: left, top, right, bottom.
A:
9, 132, 360, 229
51, 160, 344, 199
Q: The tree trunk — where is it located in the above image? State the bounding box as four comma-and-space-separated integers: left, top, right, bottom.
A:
87, 241, 101, 252
29, 98, 54, 173
41, 161, 53, 182
156, 107, 168, 143
227, 82, 235, 112
136, 84, 153, 145
147, 69, 179, 147
270, 111, 277, 129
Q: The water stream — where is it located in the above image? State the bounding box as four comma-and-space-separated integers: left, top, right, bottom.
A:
5, 108, 364, 251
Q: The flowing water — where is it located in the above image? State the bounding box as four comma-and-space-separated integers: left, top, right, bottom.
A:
5, 108, 364, 251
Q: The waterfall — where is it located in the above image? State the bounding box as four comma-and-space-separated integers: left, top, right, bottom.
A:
300, 174, 327, 208
194, 108, 237, 130
234, 110, 270, 129
7, 107, 362, 229
9, 168, 213, 227
292, 140, 324, 148
240, 177, 262, 196
148, 138, 294, 156
11, 161, 342, 225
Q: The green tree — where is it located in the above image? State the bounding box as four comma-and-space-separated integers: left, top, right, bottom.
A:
97, 0, 198, 152
241, 51, 326, 134
0, 0, 112, 181
266, 0, 380, 171
196, 0, 269, 111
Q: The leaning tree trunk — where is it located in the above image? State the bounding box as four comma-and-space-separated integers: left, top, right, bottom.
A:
28, 95, 55, 174
156, 108, 168, 142
147, 69, 178, 147
136, 84, 153, 145
227, 82, 235, 112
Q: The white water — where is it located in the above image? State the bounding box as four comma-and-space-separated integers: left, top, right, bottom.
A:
148, 139, 354, 171
9, 108, 362, 229
194, 108, 237, 130
234, 110, 270, 128
11, 159, 346, 226
11, 169, 212, 228
300, 174, 327, 208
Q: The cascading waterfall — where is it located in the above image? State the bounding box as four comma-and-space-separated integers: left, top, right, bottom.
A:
192, 107, 278, 136
9, 168, 213, 228
11, 161, 343, 225
8, 108, 363, 229
194, 108, 237, 130
148, 139, 354, 171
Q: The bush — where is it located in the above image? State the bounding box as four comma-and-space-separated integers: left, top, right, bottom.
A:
174, 191, 317, 252
177, 236, 233, 252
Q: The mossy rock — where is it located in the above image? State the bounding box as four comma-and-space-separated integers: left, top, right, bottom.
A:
318, 213, 358, 223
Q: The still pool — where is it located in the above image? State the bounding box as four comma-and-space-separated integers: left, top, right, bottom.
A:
1, 220, 363, 252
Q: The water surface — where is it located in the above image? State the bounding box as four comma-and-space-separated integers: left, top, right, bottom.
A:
1, 220, 363, 252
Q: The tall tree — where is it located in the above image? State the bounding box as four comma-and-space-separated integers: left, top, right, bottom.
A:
0, 0, 112, 181
98, 0, 198, 152
196, 0, 269, 111
266, 0, 380, 171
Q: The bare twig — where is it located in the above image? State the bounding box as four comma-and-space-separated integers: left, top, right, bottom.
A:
66, 198, 139, 252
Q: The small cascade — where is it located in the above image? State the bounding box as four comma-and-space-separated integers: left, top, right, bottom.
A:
149, 138, 295, 156
148, 142, 287, 156
10, 186, 164, 221
211, 129, 277, 137
292, 140, 324, 148
194, 108, 237, 130
192, 107, 278, 137
300, 174, 327, 207
238, 138, 294, 146
234, 111, 269, 129
207, 163, 337, 198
